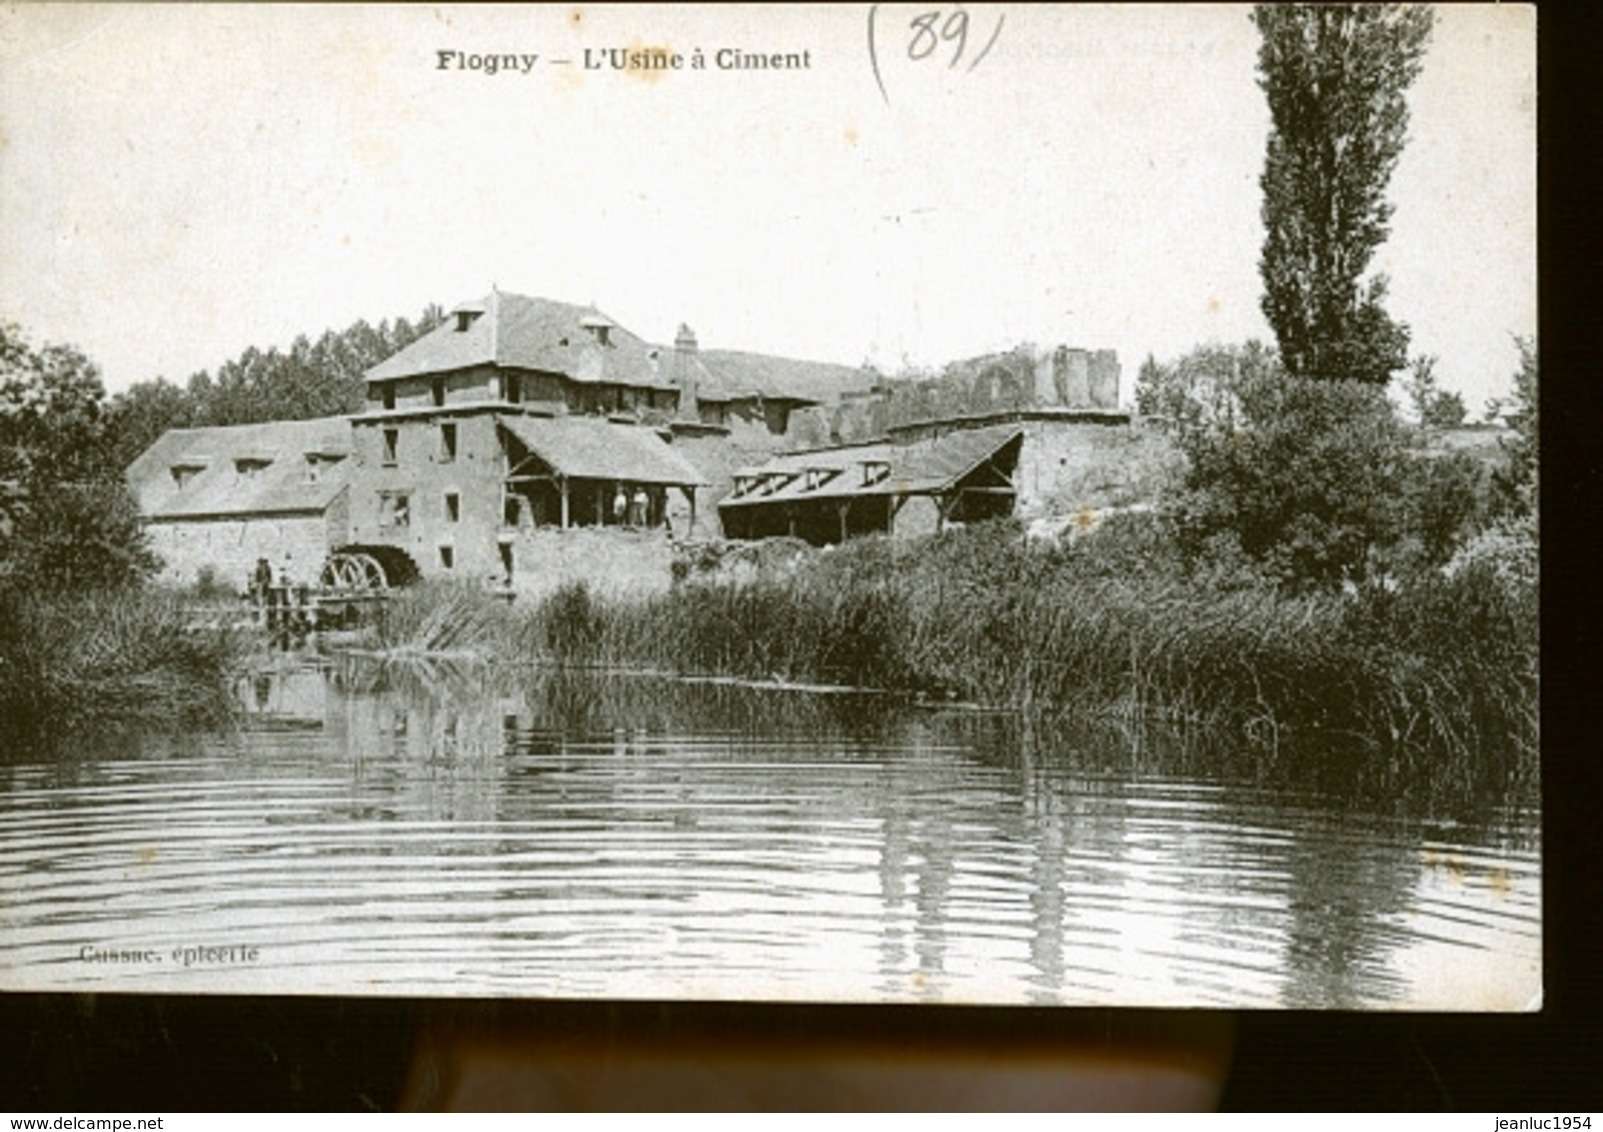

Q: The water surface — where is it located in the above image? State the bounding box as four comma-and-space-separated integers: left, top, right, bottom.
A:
0, 662, 1540, 1007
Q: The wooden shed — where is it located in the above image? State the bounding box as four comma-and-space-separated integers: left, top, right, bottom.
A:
718, 424, 1024, 546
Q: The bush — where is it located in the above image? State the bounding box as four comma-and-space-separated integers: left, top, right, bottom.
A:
1443, 521, 1539, 595
1393, 449, 1494, 569
193, 564, 236, 601
1173, 369, 1411, 590
1492, 336, 1538, 521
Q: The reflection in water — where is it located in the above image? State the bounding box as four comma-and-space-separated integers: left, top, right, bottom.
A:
0, 660, 1540, 1007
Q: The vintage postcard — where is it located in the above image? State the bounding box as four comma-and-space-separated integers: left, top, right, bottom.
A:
0, 4, 1537, 1008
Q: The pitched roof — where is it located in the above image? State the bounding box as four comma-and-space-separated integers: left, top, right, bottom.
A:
367, 291, 875, 405
692, 349, 876, 406
498, 415, 708, 487
366, 292, 676, 389
126, 417, 353, 521
720, 424, 1023, 509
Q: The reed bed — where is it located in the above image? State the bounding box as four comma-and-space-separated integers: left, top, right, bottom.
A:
0, 585, 245, 745
364, 579, 518, 657
330, 516, 1534, 779
493, 519, 1536, 775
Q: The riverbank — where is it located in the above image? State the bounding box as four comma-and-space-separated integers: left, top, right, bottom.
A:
0, 585, 244, 746
355, 516, 1537, 783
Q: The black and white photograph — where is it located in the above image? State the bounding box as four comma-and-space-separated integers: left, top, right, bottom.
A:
0, 4, 1538, 1011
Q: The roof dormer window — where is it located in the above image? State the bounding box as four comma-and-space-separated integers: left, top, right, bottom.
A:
303, 452, 343, 483
455, 310, 482, 332
169, 462, 205, 489
234, 457, 272, 480
804, 467, 837, 492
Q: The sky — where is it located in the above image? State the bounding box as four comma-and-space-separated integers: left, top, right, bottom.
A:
0, 4, 1535, 411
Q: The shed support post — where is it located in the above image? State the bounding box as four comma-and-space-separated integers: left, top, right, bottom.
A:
560, 476, 570, 530
837, 501, 849, 544
888, 494, 909, 537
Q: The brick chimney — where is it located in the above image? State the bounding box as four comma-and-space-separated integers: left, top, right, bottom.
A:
674, 323, 699, 420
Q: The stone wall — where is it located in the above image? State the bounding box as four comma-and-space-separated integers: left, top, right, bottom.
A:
505, 526, 675, 600
1013, 420, 1185, 519
822, 346, 1120, 444
347, 413, 507, 584
670, 427, 801, 534
147, 510, 342, 590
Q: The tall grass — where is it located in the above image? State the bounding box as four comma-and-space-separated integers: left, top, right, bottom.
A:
338, 517, 1535, 782
479, 517, 1537, 777
364, 579, 517, 656
0, 585, 245, 746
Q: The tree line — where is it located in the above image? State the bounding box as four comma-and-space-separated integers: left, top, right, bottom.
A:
0, 306, 443, 589
103, 305, 445, 471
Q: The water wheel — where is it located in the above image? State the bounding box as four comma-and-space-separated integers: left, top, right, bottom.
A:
319, 551, 388, 592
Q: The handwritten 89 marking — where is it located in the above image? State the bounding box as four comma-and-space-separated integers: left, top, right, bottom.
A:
867, 4, 1005, 106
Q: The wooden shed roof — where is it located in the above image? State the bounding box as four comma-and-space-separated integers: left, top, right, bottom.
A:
498, 415, 708, 488
720, 424, 1023, 509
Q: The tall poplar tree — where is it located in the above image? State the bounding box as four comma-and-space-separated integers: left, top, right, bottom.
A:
1253, 4, 1433, 385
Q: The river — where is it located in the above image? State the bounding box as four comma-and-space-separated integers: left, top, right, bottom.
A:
0, 659, 1540, 1008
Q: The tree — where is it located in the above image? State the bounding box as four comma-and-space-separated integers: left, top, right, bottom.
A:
13, 481, 159, 589
1400, 354, 1467, 429
1493, 335, 1537, 519
1134, 340, 1278, 440
105, 302, 447, 467
1422, 388, 1466, 430
0, 323, 113, 491
104, 376, 195, 472
1253, 4, 1433, 385
0, 324, 157, 589
1172, 359, 1411, 590
1396, 449, 1488, 567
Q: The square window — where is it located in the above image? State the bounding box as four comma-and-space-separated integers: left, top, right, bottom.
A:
381, 383, 396, 411
432, 377, 446, 408
382, 428, 398, 465
441, 422, 457, 462
380, 492, 410, 528
438, 545, 454, 570
445, 493, 460, 523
